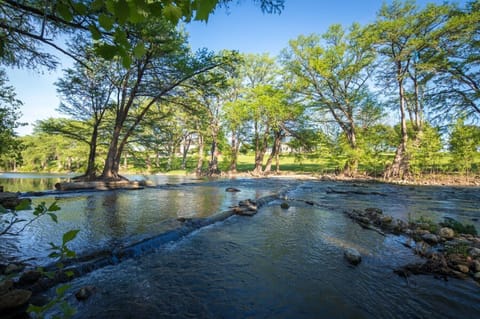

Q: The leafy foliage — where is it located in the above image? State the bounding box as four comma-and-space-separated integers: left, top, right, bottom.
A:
0, 200, 61, 236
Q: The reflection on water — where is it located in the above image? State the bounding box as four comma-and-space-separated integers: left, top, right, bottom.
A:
0, 172, 75, 192
1, 174, 479, 318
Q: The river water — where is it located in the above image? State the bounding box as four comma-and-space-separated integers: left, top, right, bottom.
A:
1, 173, 479, 318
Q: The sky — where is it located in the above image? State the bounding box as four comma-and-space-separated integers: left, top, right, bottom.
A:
6, 0, 464, 136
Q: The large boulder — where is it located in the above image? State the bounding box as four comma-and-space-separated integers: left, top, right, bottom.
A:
344, 248, 362, 266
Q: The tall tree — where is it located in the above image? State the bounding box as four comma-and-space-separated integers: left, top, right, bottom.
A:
53, 44, 115, 180
282, 23, 376, 175
0, 69, 24, 169
430, 0, 480, 122
372, 0, 450, 179
98, 19, 230, 180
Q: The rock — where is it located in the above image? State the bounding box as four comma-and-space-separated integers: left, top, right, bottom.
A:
365, 207, 382, 215
473, 260, 480, 272
225, 187, 240, 192
0, 289, 32, 311
0, 280, 13, 295
380, 216, 393, 224
280, 202, 290, 209
344, 248, 362, 266
439, 227, 455, 239
456, 264, 470, 274
19, 270, 42, 285
474, 272, 480, 281
75, 285, 96, 301
422, 233, 440, 244
4, 264, 24, 275
468, 247, 480, 258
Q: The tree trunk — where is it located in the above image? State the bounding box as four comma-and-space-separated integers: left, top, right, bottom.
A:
208, 132, 220, 176
102, 122, 123, 180
343, 125, 358, 177
252, 124, 269, 175
228, 131, 239, 173
384, 81, 410, 179
83, 125, 99, 180
181, 136, 191, 170
196, 134, 204, 176
264, 130, 282, 174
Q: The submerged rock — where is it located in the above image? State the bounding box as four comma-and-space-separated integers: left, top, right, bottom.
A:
19, 270, 42, 285
0, 279, 13, 295
0, 289, 31, 311
280, 202, 290, 209
225, 187, 241, 192
75, 285, 96, 301
4, 263, 24, 275
344, 248, 362, 266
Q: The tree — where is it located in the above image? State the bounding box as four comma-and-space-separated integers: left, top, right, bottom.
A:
372, 0, 450, 179
53, 43, 115, 180
430, 0, 480, 122
95, 19, 233, 180
449, 118, 480, 173
0, 0, 284, 68
282, 23, 376, 175
0, 69, 25, 170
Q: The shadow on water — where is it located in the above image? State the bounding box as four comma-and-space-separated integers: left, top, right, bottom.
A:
1, 174, 480, 318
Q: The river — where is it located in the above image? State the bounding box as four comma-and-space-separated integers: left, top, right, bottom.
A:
0, 173, 479, 318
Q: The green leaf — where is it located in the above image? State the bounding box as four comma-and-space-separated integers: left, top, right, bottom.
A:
48, 252, 61, 258
66, 249, 76, 258
114, 29, 128, 47
95, 44, 118, 60
122, 54, 132, 68
133, 42, 146, 58
99, 14, 115, 31
114, 0, 130, 24
92, 0, 104, 11
195, 0, 218, 21
15, 199, 31, 211
163, 4, 182, 24
65, 270, 75, 277
27, 304, 44, 314
48, 202, 61, 212
73, 2, 88, 15
89, 25, 102, 40
47, 213, 58, 223
57, 3, 73, 22
62, 229, 80, 244
148, 2, 163, 16
56, 284, 71, 297
0, 204, 6, 213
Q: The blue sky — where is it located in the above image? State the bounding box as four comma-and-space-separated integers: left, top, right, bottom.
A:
6, 0, 464, 135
